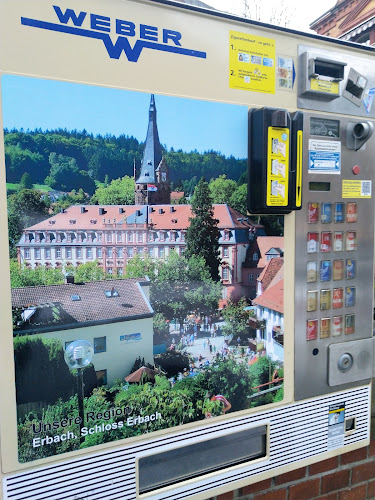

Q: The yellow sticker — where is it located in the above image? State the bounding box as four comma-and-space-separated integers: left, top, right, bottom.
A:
342, 180, 372, 198
229, 31, 275, 94
310, 78, 339, 95
266, 127, 289, 206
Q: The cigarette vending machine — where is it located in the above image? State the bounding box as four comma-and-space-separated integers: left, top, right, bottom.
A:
0, 1, 375, 500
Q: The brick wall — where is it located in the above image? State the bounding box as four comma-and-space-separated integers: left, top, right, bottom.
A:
211, 424, 375, 500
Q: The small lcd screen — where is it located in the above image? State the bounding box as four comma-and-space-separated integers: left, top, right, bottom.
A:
309, 182, 331, 192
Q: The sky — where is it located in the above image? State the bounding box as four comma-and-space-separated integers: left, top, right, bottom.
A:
205, 0, 337, 32
1, 75, 248, 159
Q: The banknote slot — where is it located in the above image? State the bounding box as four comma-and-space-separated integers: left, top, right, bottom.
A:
138, 425, 267, 495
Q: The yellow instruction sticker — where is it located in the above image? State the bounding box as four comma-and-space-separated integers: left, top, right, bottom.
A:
310, 78, 339, 95
229, 31, 275, 94
267, 127, 289, 206
342, 180, 372, 198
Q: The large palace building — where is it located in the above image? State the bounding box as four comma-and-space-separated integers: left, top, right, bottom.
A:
17, 203, 264, 301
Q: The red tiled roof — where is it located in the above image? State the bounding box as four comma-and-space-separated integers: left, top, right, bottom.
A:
256, 237, 284, 267
25, 204, 260, 232
125, 366, 158, 383
252, 279, 284, 314
258, 258, 284, 292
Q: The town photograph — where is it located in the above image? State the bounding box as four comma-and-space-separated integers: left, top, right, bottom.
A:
2, 75, 285, 462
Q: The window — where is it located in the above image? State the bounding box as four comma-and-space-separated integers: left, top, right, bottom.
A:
76, 248, 82, 258
107, 248, 113, 258
248, 274, 254, 282
128, 232, 133, 243
223, 247, 229, 258
170, 232, 176, 242
148, 232, 154, 242
55, 248, 62, 259
148, 248, 154, 257
138, 232, 143, 243
24, 248, 30, 259
107, 268, 113, 274
97, 247, 102, 258
96, 369, 107, 386
98, 233, 102, 242
159, 232, 165, 242
158, 247, 164, 258
94, 337, 106, 353
66, 248, 72, 259
117, 247, 123, 258
45, 248, 51, 259
181, 232, 185, 242
223, 231, 230, 241
107, 232, 112, 243
34, 248, 41, 259
118, 268, 124, 276
222, 267, 229, 280
253, 253, 259, 261
117, 232, 122, 243
87, 247, 93, 259
128, 247, 133, 258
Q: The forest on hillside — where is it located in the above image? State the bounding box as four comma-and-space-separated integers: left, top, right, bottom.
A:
4, 128, 247, 195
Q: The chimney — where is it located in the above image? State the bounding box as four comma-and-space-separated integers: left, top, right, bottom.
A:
65, 274, 75, 284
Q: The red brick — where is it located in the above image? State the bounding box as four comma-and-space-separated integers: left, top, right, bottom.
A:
242, 479, 272, 495
369, 440, 375, 457
289, 478, 321, 500
309, 457, 339, 475
340, 447, 367, 465
338, 483, 367, 500
275, 467, 306, 485
217, 492, 234, 500
321, 470, 350, 494
367, 479, 375, 498
315, 494, 338, 500
351, 460, 375, 483
253, 489, 287, 500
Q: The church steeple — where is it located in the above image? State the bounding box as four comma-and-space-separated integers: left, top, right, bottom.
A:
134, 94, 170, 205
136, 94, 163, 185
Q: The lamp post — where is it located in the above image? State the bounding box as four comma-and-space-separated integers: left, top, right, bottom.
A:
64, 340, 94, 443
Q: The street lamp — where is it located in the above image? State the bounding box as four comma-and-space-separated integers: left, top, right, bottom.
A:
64, 340, 94, 443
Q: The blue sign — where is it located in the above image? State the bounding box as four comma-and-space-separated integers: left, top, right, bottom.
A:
309, 151, 340, 173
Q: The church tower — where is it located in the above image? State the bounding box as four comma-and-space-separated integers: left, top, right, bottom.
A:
134, 95, 170, 205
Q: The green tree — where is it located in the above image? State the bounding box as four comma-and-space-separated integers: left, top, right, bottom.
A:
7, 189, 50, 258
185, 177, 221, 281
46, 153, 96, 195
221, 297, 253, 337
209, 174, 237, 204
90, 176, 135, 205
19, 172, 33, 189
150, 253, 221, 323
124, 253, 157, 279
69, 261, 105, 282
10, 260, 65, 288
229, 183, 248, 214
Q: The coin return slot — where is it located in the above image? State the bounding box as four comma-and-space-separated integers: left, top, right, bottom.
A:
345, 417, 356, 433
138, 425, 267, 495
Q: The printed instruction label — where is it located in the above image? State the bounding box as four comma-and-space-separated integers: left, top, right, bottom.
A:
267, 127, 289, 206
310, 78, 340, 95
328, 403, 345, 451
342, 180, 372, 198
229, 31, 275, 94
308, 140, 341, 174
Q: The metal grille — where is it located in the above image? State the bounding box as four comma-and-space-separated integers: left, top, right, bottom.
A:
4, 386, 369, 500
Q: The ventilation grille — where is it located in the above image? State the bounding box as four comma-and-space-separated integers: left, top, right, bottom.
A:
4, 386, 369, 500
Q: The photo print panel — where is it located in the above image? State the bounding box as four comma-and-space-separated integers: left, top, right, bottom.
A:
2, 75, 285, 463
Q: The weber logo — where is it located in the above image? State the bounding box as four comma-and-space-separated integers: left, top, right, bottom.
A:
21, 5, 207, 62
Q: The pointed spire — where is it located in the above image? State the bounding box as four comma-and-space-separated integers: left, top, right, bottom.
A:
136, 94, 163, 185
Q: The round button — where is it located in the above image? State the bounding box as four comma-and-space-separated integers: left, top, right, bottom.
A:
352, 165, 360, 175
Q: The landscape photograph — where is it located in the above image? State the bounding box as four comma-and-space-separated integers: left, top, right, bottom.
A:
2, 74, 284, 462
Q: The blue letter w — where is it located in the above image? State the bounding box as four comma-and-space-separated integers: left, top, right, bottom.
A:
53, 6, 87, 26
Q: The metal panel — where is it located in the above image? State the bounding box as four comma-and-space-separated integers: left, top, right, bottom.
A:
294, 113, 375, 401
